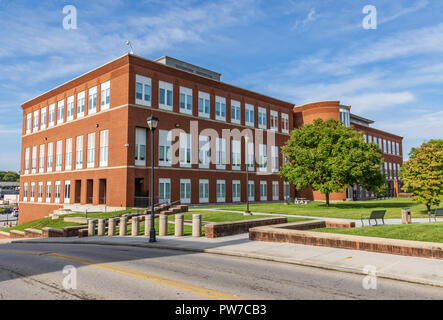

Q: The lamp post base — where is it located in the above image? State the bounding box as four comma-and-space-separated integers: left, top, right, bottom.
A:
244, 211, 252, 216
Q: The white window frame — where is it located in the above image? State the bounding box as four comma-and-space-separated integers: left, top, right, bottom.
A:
88, 86, 97, 114
259, 144, 267, 172
272, 181, 279, 200
159, 178, 171, 204
37, 182, 43, 203
46, 182, 52, 203
215, 96, 226, 121
26, 113, 31, 134
248, 181, 255, 201
39, 144, 45, 173
158, 80, 173, 111
135, 75, 151, 107
40, 107, 47, 130
180, 179, 191, 204
258, 107, 267, 129
281, 113, 289, 133
76, 135, 83, 169
180, 132, 192, 168
270, 110, 278, 131
87, 133, 95, 168
231, 140, 241, 170
23, 183, 28, 201
284, 182, 290, 200
65, 138, 72, 171
216, 180, 226, 203
56, 140, 62, 171
48, 104, 55, 127
158, 129, 172, 167
216, 137, 226, 170
47, 142, 53, 172
246, 141, 254, 170
31, 146, 37, 174
100, 80, 110, 110
260, 181, 267, 201
135, 128, 147, 166
30, 182, 35, 202
33, 110, 39, 132
179, 86, 193, 115
57, 100, 64, 124
199, 179, 209, 203
230, 100, 241, 124
55, 181, 61, 203
387, 140, 391, 154
66, 95, 74, 121
198, 91, 210, 118
199, 135, 210, 169
24, 147, 30, 174
63, 180, 71, 204
77, 91, 85, 118
100, 130, 109, 167
232, 180, 241, 202
245, 104, 255, 127
271, 146, 279, 173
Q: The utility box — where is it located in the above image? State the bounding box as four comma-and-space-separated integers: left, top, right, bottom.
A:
401, 209, 412, 224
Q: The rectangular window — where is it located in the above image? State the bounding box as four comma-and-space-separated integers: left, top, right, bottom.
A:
77, 91, 85, 117
259, 144, 267, 172
216, 137, 226, 169
55, 181, 61, 203
284, 182, 290, 200
387, 140, 391, 154
245, 104, 255, 127
383, 139, 387, 153
248, 181, 255, 201
67, 95, 74, 121
57, 100, 64, 124
199, 135, 210, 168
180, 179, 191, 204
33, 110, 39, 132
179, 86, 193, 114
368, 135, 372, 143
199, 179, 209, 203
271, 146, 279, 172
47, 142, 53, 172
270, 110, 278, 131
281, 113, 289, 133
216, 180, 226, 202
260, 181, 267, 201
100, 130, 109, 167
40, 107, 47, 129
384, 162, 388, 177
46, 182, 51, 202
26, 113, 32, 134
65, 138, 72, 170
48, 104, 55, 127
378, 138, 382, 151
389, 162, 393, 179
30, 182, 35, 202
24, 147, 30, 174
232, 180, 241, 202
56, 140, 62, 171
76, 136, 83, 169
396, 142, 400, 156
135, 128, 146, 166
215, 96, 226, 121
100, 80, 110, 110
230, 100, 241, 124
23, 183, 28, 201
159, 81, 173, 111
246, 142, 254, 169
39, 144, 45, 173
231, 140, 241, 170
135, 75, 151, 106
258, 107, 267, 129
87, 133, 95, 168
88, 86, 97, 114
363, 134, 367, 142
198, 91, 210, 118
38, 182, 43, 202
159, 130, 172, 166
272, 181, 279, 200
31, 146, 37, 173
64, 181, 71, 204
159, 178, 171, 204
180, 132, 192, 167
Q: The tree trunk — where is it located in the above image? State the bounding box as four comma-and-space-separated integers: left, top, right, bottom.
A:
427, 204, 431, 215
325, 192, 330, 207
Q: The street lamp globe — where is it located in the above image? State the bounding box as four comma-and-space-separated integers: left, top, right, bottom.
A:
147, 115, 159, 130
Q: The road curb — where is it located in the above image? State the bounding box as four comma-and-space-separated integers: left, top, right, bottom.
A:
10, 237, 443, 289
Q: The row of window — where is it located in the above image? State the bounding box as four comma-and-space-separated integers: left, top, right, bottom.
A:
160, 179, 290, 204
381, 162, 401, 180
22, 181, 70, 204
23, 130, 109, 174
135, 128, 280, 172
135, 74, 290, 133
25, 81, 110, 135
363, 133, 401, 156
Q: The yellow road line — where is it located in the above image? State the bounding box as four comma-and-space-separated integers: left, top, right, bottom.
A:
0, 249, 243, 300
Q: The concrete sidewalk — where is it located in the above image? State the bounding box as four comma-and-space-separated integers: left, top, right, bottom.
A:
6, 233, 443, 288
191, 208, 443, 227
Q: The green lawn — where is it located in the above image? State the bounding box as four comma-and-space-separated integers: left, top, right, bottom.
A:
1, 217, 83, 233
314, 222, 443, 243
199, 198, 434, 220
66, 208, 143, 219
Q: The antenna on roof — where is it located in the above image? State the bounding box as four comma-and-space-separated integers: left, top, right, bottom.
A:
126, 40, 134, 55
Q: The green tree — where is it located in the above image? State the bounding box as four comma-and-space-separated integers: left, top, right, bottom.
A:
0, 171, 19, 182
279, 118, 386, 206
399, 139, 443, 213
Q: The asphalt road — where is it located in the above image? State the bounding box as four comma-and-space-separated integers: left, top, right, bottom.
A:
0, 242, 442, 300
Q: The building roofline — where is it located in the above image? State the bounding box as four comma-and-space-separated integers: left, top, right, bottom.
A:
350, 113, 374, 124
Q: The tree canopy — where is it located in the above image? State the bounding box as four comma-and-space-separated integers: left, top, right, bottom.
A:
279, 118, 386, 206
0, 171, 19, 182
399, 139, 443, 212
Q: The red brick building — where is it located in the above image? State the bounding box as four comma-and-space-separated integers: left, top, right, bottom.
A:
19, 55, 403, 223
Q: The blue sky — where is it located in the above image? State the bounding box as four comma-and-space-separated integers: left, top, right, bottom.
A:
0, 0, 442, 171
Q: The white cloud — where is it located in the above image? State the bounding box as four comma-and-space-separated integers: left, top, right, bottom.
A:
292, 8, 317, 31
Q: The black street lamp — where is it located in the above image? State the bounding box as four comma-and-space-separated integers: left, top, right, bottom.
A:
147, 115, 159, 242
244, 135, 251, 215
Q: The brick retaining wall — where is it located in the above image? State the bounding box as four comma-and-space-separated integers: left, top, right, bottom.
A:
205, 217, 287, 238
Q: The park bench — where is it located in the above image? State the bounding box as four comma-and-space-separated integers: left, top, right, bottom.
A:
428, 208, 443, 222
361, 210, 386, 226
